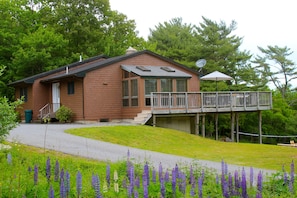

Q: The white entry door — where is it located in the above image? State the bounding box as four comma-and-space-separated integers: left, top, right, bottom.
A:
52, 82, 60, 112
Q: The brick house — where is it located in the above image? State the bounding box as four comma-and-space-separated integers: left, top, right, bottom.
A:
10, 48, 200, 124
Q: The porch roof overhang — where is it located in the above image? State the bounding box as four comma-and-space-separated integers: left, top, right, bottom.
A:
40, 72, 85, 83
121, 65, 192, 78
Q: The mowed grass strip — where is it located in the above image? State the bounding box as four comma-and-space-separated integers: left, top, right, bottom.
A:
65, 125, 297, 171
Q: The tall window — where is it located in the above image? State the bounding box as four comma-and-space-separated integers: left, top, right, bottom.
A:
176, 79, 187, 92
20, 87, 28, 102
122, 80, 129, 106
67, 81, 75, 95
122, 79, 138, 107
161, 79, 172, 92
131, 79, 138, 106
145, 79, 157, 106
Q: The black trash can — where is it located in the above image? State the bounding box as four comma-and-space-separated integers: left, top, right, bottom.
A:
25, 109, 33, 123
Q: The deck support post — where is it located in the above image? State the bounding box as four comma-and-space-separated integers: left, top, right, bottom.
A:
236, 113, 239, 142
195, 113, 200, 135
202, 114, 205, 137
259, 111, 262, 144
152, 114, 156, 127
231, 112, 235, 142
215, 113, 218, 140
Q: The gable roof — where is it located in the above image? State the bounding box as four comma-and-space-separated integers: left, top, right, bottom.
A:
10, 50, 199, 85
9, 54, 109, 86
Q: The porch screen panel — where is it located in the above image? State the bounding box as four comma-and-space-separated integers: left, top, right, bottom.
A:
145, 79, 157, 106
161, 79, 172, 92
122, 80, 129, 107
161, 79, 172, 106
176, 79, 187, 92
131, 79, 138, 106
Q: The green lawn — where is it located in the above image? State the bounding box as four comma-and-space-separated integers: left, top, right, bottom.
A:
65, 125, 297, 171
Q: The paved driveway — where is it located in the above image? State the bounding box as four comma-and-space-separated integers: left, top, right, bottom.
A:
7, 123, 276, 179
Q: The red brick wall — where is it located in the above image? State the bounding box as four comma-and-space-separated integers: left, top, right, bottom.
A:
59, 78, 84, 120
83, 63, 123, 121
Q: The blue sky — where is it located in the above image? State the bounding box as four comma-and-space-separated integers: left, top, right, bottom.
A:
109, 0, 297, 62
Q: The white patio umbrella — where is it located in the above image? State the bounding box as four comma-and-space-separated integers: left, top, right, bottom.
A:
200, 71, 233, 91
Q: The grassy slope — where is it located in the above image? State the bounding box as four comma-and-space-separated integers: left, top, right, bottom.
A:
65, 125, 297, 171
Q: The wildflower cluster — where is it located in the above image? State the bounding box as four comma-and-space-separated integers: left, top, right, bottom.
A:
1, 146, 296, 197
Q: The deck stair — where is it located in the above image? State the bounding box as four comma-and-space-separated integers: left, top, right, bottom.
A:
133, 110, 152, 124
38, 103, 57, 122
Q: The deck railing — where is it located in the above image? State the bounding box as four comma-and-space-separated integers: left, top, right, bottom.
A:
151, 91, 272, 114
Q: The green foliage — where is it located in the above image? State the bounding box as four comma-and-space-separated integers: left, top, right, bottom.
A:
55, 105, 73, 123
1, 143, 297, 197
253, 45, 296, 98
12, 26, 70, 78
148, 17, 197, 63
0, 97, 23, 142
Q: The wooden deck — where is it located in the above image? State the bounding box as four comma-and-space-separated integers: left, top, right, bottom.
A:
151, 91, 272, 114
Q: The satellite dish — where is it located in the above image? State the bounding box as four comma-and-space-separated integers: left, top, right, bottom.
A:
195, 59, 206, 68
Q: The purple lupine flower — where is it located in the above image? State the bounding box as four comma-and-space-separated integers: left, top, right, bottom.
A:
189, 165, 194, 185
190, 176, 196, 196
106, 163, 110, 187
46, 157, 51, 182
250, 166, 254, 188
128, 165, 135, 197
152, 167, 156, 183
142, 171, 148, 198
144, 162, 150, 186
159, 162, 163, 182
216, 174, 219, 185
60, 179, 66, 198
160, 177, 166, 198
164, 170, 169, 182
135, 176, 140, 188
49, 185, 54, 198
224, 162, 228, 176
241, 168, 247, 198
234, 170, 240, 195
171, 168, 176, 195
221, 173, 229, 198
256, 192, 262, 198
174, 164, 179, 178
283, 166, 288, 185
34, 165, 38, 185
198, 176, 203, 198
221, 160, 226, 176
93, 174, 101, 198
179, 172, 186, 195
134, 190, 139, 198
54, 160, 60, 182
60, 168, 65, 184
290, 160, 294, 193
201, 169, 205, 182
127, 149, 130, 159
228, 172, 233, 196
257, 171, 263, 198
76, 171, 82, 197
7, 153, 12, 165
122, 178, 127, 189
65, 171, 70, 196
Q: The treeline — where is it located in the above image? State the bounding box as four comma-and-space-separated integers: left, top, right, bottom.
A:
1, 0, 297, 140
